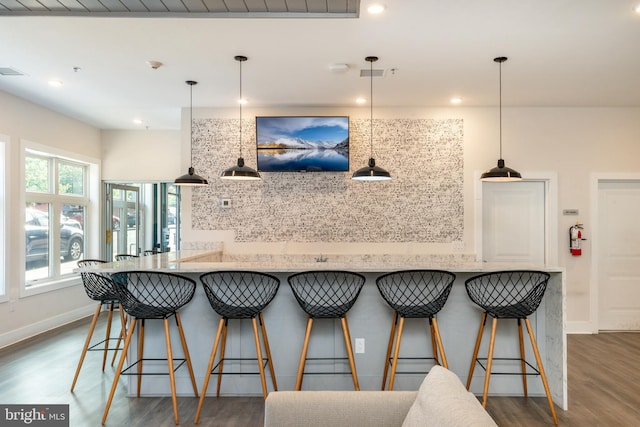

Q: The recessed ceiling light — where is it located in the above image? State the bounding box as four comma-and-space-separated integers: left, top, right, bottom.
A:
634, 4, 640, 13
48, 79, 62, 88
132, 118, 143, 125
356, 98, 367, 104
367, 4, 385, 14
451, 97, 463, 104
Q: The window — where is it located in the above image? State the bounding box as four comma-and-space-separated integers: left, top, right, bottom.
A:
24, 149, 89, 287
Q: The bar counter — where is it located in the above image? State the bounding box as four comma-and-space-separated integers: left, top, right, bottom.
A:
84, 250, 567, 410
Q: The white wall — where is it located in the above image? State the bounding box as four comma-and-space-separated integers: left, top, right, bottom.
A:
0, 90, 102, 347
2, 95, 639, 344
175, 106, 640, 331
101, 130, 180, 181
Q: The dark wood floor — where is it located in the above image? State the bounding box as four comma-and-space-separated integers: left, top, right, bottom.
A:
1, 316, 639, 426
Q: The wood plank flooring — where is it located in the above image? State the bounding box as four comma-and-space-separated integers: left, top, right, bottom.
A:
1, 317, 639, 426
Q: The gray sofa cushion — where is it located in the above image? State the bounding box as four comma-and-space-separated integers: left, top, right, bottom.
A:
401, 365, 498, 427
264, 390, 417, 427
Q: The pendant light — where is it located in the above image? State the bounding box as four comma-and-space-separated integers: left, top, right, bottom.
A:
480, 57, 522, 182
175, 80, 209, 186
221, 55, 261, 181
352, 56, 392, 181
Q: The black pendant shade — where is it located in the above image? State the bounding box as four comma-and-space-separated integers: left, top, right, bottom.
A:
480, 57, 522, 182
352, 157, 392, 181
480, 158, 522, 182
220, 157, 261, 180
175, 167, 209, 186
352, 56, 391, 182
221, 55, 261, 181
175, 80, 209, 187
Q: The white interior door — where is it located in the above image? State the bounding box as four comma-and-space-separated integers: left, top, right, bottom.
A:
483, 181, 545, 264
598, 181, 640, 331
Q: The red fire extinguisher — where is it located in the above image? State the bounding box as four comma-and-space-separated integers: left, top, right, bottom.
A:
569, 223, 584, 256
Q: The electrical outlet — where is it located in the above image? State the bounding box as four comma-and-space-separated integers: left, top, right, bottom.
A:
452, 241, 464, 252
355, 338, 365, 354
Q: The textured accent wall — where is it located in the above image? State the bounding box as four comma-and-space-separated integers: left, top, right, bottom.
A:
190, 118, 463, 243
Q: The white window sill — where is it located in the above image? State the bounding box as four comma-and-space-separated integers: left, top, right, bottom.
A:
21, 274, 82, 298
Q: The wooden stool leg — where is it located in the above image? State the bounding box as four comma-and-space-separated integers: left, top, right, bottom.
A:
388, 316, 405, 391
341, 316, 360, 391
216, 320, 229, 398
137, 319, 145, 397
252, 317, 269, 399
103, 303, 114, 371
175, 313, 198, 397
431, 317, 448, 369
429, 318, 439, 366
466, 311, 487, 390
482, 317, 498, 407
259, 312, 278, 392
102, 318, 136, 425
71, 303, 101, 392
524, 318, 559, 425
163, 318, 179, 425
295, 317, 313, 391
517, 318, 528, 397
381, 311, 398, 390
194, 318, 225, 424
111, 308, 127, 366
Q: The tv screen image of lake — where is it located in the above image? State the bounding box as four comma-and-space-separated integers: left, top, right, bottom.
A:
256, 117, 349, 172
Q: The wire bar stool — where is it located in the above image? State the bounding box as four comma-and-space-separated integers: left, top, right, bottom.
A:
71, 261, 126, 392
376, 269, 456, 390
194, 271, 280, 424
287, 270, 366, 391
465, 270, 558, 425
101, 271, 198, 425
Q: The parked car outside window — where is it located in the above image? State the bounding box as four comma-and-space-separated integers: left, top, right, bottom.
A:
25, 208, 84, 264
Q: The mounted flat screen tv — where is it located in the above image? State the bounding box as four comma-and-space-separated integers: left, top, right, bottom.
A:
256, 116, 349, 172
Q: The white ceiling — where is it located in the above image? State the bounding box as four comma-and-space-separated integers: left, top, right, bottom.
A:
0, 0, 639, 130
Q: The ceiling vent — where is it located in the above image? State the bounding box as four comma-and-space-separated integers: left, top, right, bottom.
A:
360, 69, 385, 77
0, 67, 25, 76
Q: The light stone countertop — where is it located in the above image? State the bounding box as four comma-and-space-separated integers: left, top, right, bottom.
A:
80, 250, 564, 274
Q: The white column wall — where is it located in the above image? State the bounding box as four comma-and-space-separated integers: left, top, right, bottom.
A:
0, 90, 102, 347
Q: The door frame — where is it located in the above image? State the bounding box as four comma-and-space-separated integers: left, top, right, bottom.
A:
589, 173, 640, 333
104, 183, 140, 259
474, 171, 558, 266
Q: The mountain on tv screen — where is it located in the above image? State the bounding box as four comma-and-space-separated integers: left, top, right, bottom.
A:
256, 116, 349, 172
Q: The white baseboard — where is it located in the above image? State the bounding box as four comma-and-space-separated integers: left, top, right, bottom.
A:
566, 320, 596, 334
0, 304, 95, 349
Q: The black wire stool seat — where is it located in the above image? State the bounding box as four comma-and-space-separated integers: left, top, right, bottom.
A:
71, 262, 127, 392
102, 271, 198, 426
194, 271, 280, 424
114, 254, 138, 261
287, 270, 366, 391
376, 269, 456, 390
465, 270, 558, 425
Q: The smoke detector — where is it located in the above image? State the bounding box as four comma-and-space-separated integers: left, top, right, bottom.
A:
146, 60, 163, 70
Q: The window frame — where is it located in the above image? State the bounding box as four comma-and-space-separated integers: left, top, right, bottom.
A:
20, 139, 100, 298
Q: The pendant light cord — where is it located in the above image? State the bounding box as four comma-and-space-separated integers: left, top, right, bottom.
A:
370, 58, 374, 159
499, 59, 502, 160
189, 81, 195, 169
239, 58, 243, 158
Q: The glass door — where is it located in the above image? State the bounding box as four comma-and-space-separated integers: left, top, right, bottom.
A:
105, 183, 140, 260
162, 183, 179, 253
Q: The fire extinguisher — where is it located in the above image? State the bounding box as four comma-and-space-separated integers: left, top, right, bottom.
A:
569, 222, 585, 256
